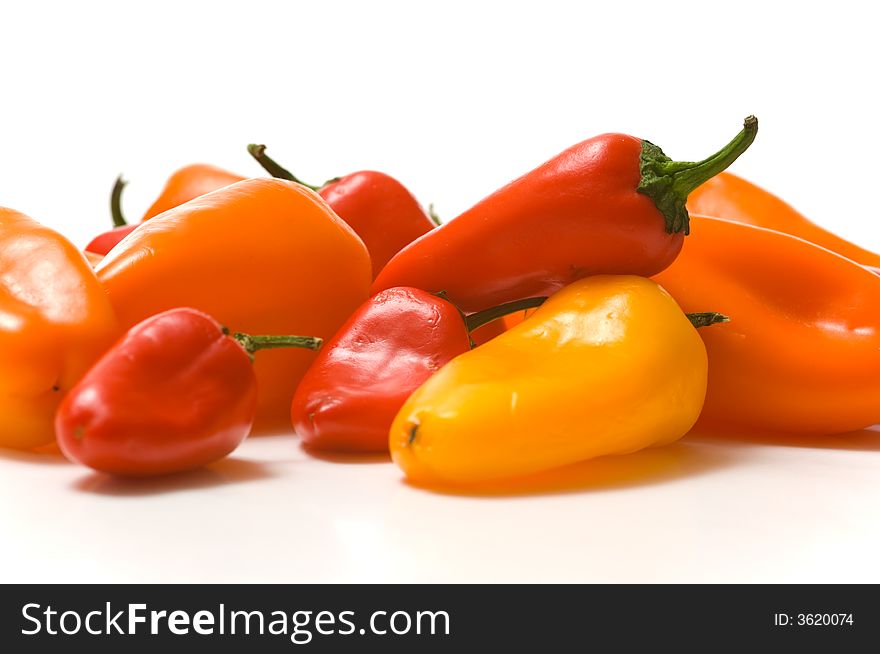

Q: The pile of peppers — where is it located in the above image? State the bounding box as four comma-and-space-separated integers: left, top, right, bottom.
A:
3, 113, 880, 487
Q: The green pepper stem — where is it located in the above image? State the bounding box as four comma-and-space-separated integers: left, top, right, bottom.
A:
110, 175, 128, 227
427, 203, 442, 226
464, 297, 548, 332
247, 143, 322, 191
638, 116, 758, 235
232, 332, 323, 358
686, 312, 730, 328
665, 116, 758, 191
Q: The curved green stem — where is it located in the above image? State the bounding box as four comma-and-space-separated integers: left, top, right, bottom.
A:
232, 332, 323, 360
247, 143, 322, 191
638, 116, 758, 235
686, 312, 730, 328
465, 297, 547, 332
110, 175, 128, 227
427, 203, 441, 226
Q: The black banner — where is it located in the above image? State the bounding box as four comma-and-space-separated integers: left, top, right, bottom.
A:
0, 584, 875, 651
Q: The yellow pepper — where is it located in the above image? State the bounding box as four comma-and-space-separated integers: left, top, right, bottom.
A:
0, 208, 119, 450
389, 275, 710, 485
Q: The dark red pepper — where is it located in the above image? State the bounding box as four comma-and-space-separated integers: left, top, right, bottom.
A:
248, 145, 436, 278
56, 307, 321, 476
371, 117, 758, 313
290, 287, 543, 453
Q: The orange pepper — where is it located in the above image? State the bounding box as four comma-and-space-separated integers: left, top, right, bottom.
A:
96, 178, 371, 429
687, 172, 880, 268
0, 208, 118, 449
500, 307, 539, 331
469, 318, 506, 345
142, 164, 245, 221
653, 215, 880, 435
84, 250, 104, 268
87, 166, 247, 259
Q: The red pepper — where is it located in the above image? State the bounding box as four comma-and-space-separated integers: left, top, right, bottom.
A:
56, 308, 321, 476
248, 145, 436, 278
291, 288, 543, 453
371, 118, 758, 313
85, 224, 138, 256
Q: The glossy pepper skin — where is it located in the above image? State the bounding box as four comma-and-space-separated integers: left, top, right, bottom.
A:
0, 208, 118, 449
249, 145, 436, 278
85, 223, 137, 256
56, 308, 319, 476
653, 216, 880, 435
373, 119, 758, 313
468, 315, 506, 345
390, 276, 709, 486
321, 172, 436, 277
142, 163, 245, 220
96, 179, 371, 429
687, 172, 880, 268
85, 165, 246, 256
291, 287, 473, 453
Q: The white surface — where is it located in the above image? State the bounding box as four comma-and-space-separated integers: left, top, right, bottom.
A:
2, 0, 880, 583
3, 429, 880, 583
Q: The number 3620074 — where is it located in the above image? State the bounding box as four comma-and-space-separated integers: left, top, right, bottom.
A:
799, 614, 853, 626
774, 613, 853, 626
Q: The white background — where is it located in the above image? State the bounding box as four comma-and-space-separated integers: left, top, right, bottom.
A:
1, 0, 879, 582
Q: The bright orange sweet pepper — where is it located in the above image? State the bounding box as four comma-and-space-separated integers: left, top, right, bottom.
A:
141, 164, 246, 221
654, 215, 880, 435
96, 178, 371, 429
0, 208, 118, 449
687, 172, 880, 268
87, 165, 247, 257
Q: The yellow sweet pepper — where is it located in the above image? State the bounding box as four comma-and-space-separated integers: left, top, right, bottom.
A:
389, 275, 712, 485
0, 208, 118, 449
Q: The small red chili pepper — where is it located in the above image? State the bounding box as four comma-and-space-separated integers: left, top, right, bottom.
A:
56, 307, 321, 476
372, 117, 758, 313
248, 145, 436, 278
290, 287, 543, 453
